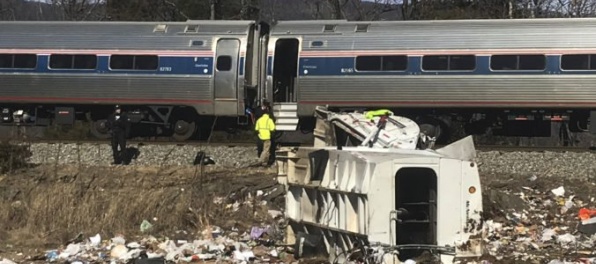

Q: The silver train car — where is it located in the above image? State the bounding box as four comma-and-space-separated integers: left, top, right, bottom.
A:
2, 18, 596, 141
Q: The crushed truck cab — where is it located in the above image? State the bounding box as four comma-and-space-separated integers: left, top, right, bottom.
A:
276, 136, 484, 263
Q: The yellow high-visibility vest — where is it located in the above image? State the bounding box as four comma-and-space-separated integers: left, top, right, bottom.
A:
255, 114, 276, 140
365, 109, 394, 120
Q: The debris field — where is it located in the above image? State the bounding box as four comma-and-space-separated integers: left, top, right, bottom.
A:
0, 143, 595, 263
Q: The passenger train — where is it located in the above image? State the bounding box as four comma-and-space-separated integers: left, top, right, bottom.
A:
2, 18, 596, 142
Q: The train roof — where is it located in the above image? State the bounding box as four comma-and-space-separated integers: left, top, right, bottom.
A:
0, 20, 254, 51
271, 17, 596, 34
272, 18, 596, 50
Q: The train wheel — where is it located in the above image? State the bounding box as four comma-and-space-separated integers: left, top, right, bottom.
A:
171, 119, 197, 141
90, 119, 111, 139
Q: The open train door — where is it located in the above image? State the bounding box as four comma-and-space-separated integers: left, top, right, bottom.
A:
269, 38, 300, 131
214, 38, 240, 116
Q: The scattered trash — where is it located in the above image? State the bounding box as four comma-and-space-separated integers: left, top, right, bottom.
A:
0, 259, 16, 264
552, 186, 565, 197
483, 183, 596, 263
89, 234, 101, 247
140, 220, 153, 233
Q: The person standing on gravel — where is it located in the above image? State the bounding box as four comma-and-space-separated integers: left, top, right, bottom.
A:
255, 108, 276, 167
254, 100, 273, 158
107, 105, 130, 165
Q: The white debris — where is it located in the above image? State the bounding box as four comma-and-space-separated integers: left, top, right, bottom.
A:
111, 236, 125, 245
89, 234, 101, 247
541, 229, 557, 242
551, 186, 565, 197
267, 210, 283, 219
59, 243, 82, 259
556, 233, 576, 246
233, 250, 255, 261
126, 242, 141, 248
0, 259, 16, 264
110, 244, 128, 259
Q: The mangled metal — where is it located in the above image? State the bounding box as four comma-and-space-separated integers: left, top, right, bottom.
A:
313, 106, 436, 150
276, 136, 484, 263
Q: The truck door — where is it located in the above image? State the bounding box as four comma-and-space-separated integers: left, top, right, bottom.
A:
214, 38, 240, 115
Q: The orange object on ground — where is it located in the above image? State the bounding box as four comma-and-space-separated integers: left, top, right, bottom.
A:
579, 208, 596, 220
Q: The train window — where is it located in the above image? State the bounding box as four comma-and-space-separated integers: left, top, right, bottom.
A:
110, 55, 157, 70
323, 25, 336, 32
110, 55, 134, 70
422, 56, 449, 71
561, 54, 591, 70
491, 54, 545, 70
450, 55, 476, 70
74, 55, 97, 69
0, 54, 12, 68
13, 54, 37, 69
0, 54, 33, 69
356, 55, 408, 71
490, 55, 517, 70
356, 56, 382, 71
49, 54, 72, 69
134, 55, 158, 70
216, 56, 232, 71
382, 56, 407, 71
519, 55, 545, 70
422, 55, 475, 71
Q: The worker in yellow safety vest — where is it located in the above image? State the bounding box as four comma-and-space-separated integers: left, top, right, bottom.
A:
255, 109, 276, 167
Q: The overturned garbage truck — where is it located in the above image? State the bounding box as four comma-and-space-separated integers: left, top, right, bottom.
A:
276, 107, 484, 263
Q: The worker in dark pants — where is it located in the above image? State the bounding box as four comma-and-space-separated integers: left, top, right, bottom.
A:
107, 105, 130, 165
255, 100, 272, 158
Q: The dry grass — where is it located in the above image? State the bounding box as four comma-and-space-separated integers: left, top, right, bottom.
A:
0, 141, 31, 174
0, 144, 277, 248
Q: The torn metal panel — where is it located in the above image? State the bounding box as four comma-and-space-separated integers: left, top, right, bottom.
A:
277, 137, 483, 263
313, 106, 434, 150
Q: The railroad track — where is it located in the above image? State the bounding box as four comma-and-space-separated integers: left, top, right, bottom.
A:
474, 145, 595, 152
6, 138, 258, 147
5, 138, 596, 152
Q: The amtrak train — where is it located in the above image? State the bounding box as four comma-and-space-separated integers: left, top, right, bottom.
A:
2, 18, 596, 141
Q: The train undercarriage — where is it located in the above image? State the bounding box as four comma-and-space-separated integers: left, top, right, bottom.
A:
0, 104, 216, 141
0, 102, 593, 147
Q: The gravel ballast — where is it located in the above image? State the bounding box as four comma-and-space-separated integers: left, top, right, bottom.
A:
24, 143, 260, 168
20, 142, 596, 177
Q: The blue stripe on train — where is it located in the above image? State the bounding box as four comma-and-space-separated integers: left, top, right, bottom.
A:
298, 55, 589, 76
0, 55, 217, 75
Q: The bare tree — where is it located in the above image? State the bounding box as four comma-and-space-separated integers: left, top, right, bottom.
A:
351, 0, 400, 20
0, 0, 17, 21
50, 0, 106, 21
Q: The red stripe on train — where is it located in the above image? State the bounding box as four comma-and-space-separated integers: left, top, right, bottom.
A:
0, 96, 211, 104
299, 100, 596, 106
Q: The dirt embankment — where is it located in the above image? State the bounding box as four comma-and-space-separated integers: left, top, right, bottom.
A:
0, 161, 282, 257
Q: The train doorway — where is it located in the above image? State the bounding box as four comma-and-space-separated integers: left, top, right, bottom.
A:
272, 38, 299, 103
